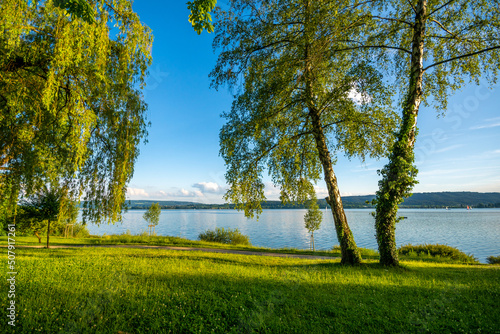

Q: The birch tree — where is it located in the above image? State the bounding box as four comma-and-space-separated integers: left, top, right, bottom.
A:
304, 192, 322, 252
351, 0, 500, 265
212, 0, 398, 264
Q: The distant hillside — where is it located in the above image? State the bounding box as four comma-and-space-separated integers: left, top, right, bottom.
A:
127, 192, 500, 209
126, 200, 233, 210
393, 192, 500, 208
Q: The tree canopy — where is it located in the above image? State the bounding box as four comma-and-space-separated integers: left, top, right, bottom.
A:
16, 185, 72, 247
143, 202, 161, 227
212, 0, 399, 264
0, 0, 153, 225
304, 192, 322, 252
355, 0, 500, 265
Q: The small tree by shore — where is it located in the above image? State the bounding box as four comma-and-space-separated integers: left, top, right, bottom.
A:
304, 194, 322, 252
19, 186, 64, 248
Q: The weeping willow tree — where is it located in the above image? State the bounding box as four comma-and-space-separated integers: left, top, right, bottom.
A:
0, 0, 153, 225
211, 0, 398, 264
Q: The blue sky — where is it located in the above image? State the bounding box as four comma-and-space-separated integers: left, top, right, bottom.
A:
125, 2, 500, 204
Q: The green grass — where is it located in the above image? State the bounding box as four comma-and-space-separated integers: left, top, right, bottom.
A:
2, 235, 375, 258
2, 235, 484, 264
3, 247, 499, 333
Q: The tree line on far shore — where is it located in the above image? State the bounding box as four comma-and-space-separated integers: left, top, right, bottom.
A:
124, 192, 500, 210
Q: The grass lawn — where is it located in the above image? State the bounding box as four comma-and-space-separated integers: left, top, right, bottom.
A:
2, 246, 499, 333
2, 235, 380, 259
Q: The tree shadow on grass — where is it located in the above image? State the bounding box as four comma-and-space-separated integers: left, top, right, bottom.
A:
20, 261, 500, 334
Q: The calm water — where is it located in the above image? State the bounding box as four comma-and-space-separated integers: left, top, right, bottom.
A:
87, 208, 500, 263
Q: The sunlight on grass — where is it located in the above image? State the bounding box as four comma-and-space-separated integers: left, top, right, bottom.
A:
3, 247, 498, 333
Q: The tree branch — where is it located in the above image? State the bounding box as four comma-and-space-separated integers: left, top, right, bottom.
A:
430, 18, 456, 37
335, 44, 412, 55
424, 45, 500, 71
371, 15, 413, 26
406, 0, 418, 15
428, 0, 458, 17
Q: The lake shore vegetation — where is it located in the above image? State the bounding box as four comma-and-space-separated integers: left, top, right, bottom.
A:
198, 227, 251, 246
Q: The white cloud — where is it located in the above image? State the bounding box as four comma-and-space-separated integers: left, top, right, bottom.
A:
192, 182, 225, 194
264, 182, 281, 199
127, 188, 149, 197
434, 144, 463, 154
176, 189, 204, 197
470, 122, 500, 130
313, 185, 329, 198
348, 87, 372, 104
147, 188, 205, 199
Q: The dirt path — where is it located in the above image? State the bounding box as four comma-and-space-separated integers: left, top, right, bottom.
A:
12, 244, 338, 260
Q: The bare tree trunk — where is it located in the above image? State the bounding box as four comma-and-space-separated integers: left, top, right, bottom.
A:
46, 220, 51, 249
312, 231, 315, 252
310, 108, 362, 264
302, 0, 361, 264
375, 0, 427, 266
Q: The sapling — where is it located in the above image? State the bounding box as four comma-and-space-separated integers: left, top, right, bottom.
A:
304, 194, 322, 251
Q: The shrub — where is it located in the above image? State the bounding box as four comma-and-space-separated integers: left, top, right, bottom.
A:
398, 244, 478, 263
198, 227, 251, 246
73, 223, 90, 238
487, 255, 500, 265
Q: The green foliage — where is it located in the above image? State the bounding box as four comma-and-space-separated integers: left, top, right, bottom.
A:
0, 0, 153, 225
213, 0, 401, 265
367, 0, 500, 265
304, 191, 322, 251
487, 256, 500, 265
19, 186, 63, 222
9, 247, 500, 333
16, 184, 79, 228
398, 244, 478, 264
187, 0, 217, 34
198, 227, 251, 246
53, 0, 96, 24
212, 0, 398, 218
143, 202, 161, 226
304, 196, 322, 235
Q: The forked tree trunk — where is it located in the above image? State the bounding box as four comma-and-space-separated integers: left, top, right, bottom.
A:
34, 231, 42, 243
375, 0, 427, 266
309, 107, 362, 265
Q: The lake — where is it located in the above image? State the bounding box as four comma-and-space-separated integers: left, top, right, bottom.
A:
87, 208, 500, 263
